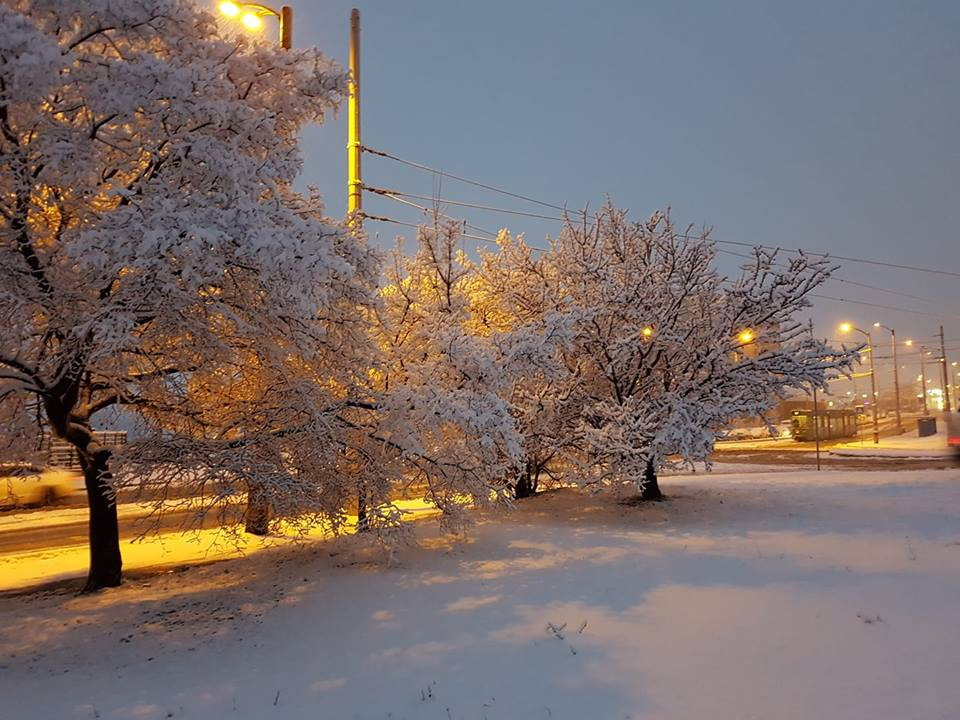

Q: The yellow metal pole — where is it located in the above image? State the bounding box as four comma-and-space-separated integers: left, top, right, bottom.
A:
347, 8, 362, 228
280, 6, 292, 49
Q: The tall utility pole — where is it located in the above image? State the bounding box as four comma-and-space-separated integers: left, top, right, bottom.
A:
866, 337, 879, 444
809, 320, 821, 470
875, 323, 902, 434
920, 346, 929, 415
347, 9, 362, 228
840, 323, 880, 444
940, 325, 952, 413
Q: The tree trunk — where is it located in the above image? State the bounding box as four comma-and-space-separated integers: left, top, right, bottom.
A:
514, 461, 539, 499
81, 448, 122, 592
640, 458, 662, 501
514, 471, 533, 499
356, 483, 369, 533
245, 482, 270, 535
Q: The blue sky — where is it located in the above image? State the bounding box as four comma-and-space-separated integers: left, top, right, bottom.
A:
265, 0, 958, 395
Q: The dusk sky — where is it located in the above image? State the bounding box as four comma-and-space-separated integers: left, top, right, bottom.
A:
284, 0, 958, 391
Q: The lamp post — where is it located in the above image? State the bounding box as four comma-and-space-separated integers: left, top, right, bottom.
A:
841, 323, 880, 444
874, 323, 902, 435
219, 2, 292, 48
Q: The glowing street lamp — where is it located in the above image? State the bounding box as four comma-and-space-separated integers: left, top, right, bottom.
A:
219, 1, 292, 49
738, 329, 754, 344
642, 326, 654, 339
840, 322, 880, 444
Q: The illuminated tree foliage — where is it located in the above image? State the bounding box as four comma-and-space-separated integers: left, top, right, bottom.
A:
370, 218, 532, 529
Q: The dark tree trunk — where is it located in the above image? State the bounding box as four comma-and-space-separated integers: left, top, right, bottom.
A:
81, 448, 122, 592
245, 482, 270, 535
640, 458, 662, 501
356, 483, 369, 532
514, 461, 539, 499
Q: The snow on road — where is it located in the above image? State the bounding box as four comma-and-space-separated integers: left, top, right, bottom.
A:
830, 429, 954, 459
2, 468, 959, 720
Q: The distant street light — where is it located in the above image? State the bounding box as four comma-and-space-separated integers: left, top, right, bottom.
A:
874, 323, 902, 435
738, 329, 755, 344
840, 323, 880, 444
219, 1, 292, 49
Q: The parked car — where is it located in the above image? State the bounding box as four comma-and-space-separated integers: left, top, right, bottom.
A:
0, 465, 83, 508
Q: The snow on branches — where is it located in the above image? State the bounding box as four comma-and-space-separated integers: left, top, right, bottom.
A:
478, 204, 856, 496
372, 217, 524, 529
0, 0, 366, 588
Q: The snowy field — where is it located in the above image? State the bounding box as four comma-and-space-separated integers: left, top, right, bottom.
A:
2, 467, 960, 720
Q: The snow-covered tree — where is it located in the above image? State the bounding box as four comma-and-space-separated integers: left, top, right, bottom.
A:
0, 0, 376, 590
474, 230, 584, 498
370, 218, 524, 529
480, 204, 855, 499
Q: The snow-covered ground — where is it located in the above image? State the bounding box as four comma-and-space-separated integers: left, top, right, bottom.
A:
2, 467, 960, 720
830, 428, 955, 459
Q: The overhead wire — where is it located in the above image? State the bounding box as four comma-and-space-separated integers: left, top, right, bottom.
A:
367, 183, 953, 307
365, 186, 499, 238
360, 213, 516, 249
366, 145, 960, 278
362, 145, 567, 212
715, 248, 958, 318
362, 184, 551, 252
365, 186, 569, 223
709, 236, 960, 279
363, 145, 960, 328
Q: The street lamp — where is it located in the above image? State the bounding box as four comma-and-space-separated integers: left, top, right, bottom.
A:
840, 323, 880, 444
219, 1, 292, 49
874, 323, 902, 435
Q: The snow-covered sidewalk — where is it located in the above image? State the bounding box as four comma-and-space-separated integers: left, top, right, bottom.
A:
2, 467, 959, 720
830, 429, 955, 459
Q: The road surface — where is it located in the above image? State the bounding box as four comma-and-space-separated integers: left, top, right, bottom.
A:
0, 504, 230, 555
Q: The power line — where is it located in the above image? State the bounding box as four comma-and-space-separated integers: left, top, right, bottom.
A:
364, 185, 569, 223
360, 212, 541, 250
710, 236, 960, 280
366, 186, 498, 238
716, 248, 953, 312
365, 145, 960, 279
362, 145, 567, 212
810, 293, 960, 319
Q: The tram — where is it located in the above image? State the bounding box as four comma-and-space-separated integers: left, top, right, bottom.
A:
790, 409, 858, 442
